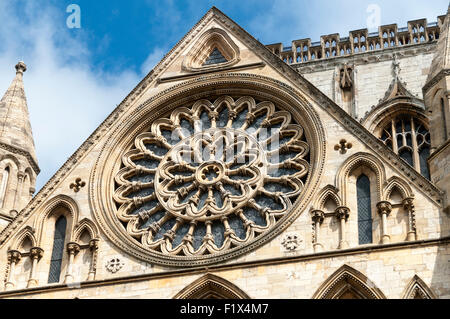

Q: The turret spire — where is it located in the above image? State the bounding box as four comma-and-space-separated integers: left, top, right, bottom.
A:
0, 61, 38, 168
0, 62, 39, 227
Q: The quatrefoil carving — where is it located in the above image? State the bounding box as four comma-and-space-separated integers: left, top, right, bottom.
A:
334, 139, 352, 154
70, 178, 86, 193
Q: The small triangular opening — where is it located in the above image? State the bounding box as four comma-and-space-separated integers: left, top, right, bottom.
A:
203, 47, 228, 66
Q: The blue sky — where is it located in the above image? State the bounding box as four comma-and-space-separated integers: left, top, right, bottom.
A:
0, 0, 448, 191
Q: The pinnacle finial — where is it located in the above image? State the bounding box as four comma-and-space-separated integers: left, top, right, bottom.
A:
15, 61, 27, 74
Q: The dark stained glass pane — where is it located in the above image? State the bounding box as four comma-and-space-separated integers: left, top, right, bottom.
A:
48, 216, 67, 284
419, 146, 430, 180
405, 133, 412, 147
399, 149, 413, 167
397, 134, 403, 148
357, 175, 372, 245
203, 48, 228, 66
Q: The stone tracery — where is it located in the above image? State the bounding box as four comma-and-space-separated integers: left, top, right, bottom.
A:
113, 96, 310, 257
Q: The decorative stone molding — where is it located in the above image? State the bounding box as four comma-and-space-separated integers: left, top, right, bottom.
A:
30, 246, 43, 259
27, 247, 43, 288
311, 210, 324, 252
0, 142, 39, 174
272, 17, 439, 67
402, 275, 437, 299
69, 178, 86, 193
281, 233, 302, 252
64, 242, 81, 284
361, 96, 427, 134
335, 206, 350, 249
182, 28, 240, 72
286, 270, 300, 280
173, 273, 250, 299
11, 226, 36, 250
334, 139, 352, 154
88, 238, 99, 281
402, 197, 417, 241
7, 250, 21, 264
312, 264, 387, 299
377, 201, 392, 244
382, 176, 414, 201
67, 242, 81, 254
33, 194, 79, 245
339, 64, 353, 90
105, 258, 124, 274
376, 201, 392, 215
295, 43, 437, 74
313, 185, 341, 210
337, 153, 386, 206
4, 250, 21, 290
73, 218, 99, 243
423, 68, 450, 94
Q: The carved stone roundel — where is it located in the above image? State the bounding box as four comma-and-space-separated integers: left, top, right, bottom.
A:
112, 94, 311, 262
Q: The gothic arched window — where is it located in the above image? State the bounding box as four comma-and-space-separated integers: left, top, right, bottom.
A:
0, 167, 10, 208
48, 216, 67, 283
380, 115, 430, 179
357, 174, 372, 245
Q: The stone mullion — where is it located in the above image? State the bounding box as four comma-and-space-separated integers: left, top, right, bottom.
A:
335, 206, 349, 249
394, 30, 399, 46
293, 45, 298, 63
401, 120, 407, 152
64, 242, 80, 284
391, 119, 398, 153
424, 26, 429, 42
12, 172, 25, 213
403, 197, 417, 241
5, 250, 20, 290
409, 27, 414, 44
88, 239, 99, 281
410, 117, 421, 172
311, 210, 324, 252
377, 201, 392, 244
27, 247, 43, 288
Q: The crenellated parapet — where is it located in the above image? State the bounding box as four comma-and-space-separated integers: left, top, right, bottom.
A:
266, 16, 445, 65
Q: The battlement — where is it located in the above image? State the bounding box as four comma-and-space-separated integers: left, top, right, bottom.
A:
266, 15, 446, 65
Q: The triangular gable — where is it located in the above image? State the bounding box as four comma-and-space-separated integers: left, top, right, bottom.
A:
379, 76, 417, 105
361, 74, 426, 131
0, 6, 443, 247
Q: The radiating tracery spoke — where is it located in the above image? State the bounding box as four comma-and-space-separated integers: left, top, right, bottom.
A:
113, 96, 310, 256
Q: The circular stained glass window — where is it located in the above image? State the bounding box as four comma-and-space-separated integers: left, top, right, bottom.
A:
113, 95, 311, 257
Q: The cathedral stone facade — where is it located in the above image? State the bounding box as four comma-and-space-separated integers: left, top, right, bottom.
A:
0, 7, 448, 299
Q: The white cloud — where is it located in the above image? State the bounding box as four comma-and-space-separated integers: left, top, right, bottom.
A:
0, 2, 144, 191
141, 47, 167, 74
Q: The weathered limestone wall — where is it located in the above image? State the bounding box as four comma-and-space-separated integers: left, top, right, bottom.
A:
0, 8, 447, 299
2, 242, 449, 299
300, 49, 435, 119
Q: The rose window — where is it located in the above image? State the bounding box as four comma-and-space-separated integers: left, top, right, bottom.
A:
113, 96, 310, 257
